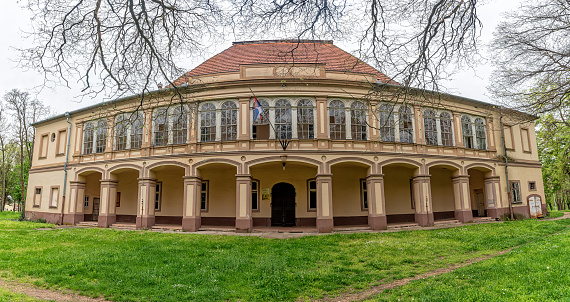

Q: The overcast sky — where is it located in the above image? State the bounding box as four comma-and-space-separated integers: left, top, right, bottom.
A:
0, 1, 520, 116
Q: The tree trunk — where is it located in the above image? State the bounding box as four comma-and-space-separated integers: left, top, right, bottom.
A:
0, 135, 4, 212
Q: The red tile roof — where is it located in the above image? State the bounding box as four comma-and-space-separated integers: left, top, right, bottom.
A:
171, 40, 394, 86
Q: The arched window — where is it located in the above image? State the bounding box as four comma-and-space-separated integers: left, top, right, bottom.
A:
440, 112, 453, 147
171, 105, 188, 145
351, 102, 367, 141
114, 114, 128, 151
153, 108, 168, 146
398, 106, 414, 143
328, 100, 346, 140
82, 122, 95, 154
252, 99, 269, 140
130, 112, 144, 149
95, 119, 107, 153
475, 118, 486, 150
275, 100, 292, 139
297, 99, 314, 139
221, 101, 238, 141
200, 103, 216, 142
423, 109, 437, 145
461, 116, 474, 148
378, 104, 395, 142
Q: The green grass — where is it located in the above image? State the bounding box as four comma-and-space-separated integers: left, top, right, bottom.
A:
0, 218, 568, 301
547, 211, 565, 219
0, 212, 54, 230
368, 228, 570, 301
0, 287, 44, 302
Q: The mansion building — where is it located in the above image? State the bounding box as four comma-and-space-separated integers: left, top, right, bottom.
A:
25, 40, 545, 232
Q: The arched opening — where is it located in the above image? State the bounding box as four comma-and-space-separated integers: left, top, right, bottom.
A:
197, 163, 238, 227
383, 163, 419, 224
149, 165, 186, 226
110, 168, 140, 224
330, 162, 370, 226
429, 165, 459, 221
271, 182, 296, 226
77, 170, 102, 223
467, 166, 494, 218
248, 160, 318, 228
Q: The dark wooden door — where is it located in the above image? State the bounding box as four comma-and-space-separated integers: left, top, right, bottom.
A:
271, 183, 296, 226
92, 197, 100, 221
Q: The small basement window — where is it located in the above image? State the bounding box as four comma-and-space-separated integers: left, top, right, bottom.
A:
529, 181, 536, 191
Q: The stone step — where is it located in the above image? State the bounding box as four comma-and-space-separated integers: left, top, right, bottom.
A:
387, 222, 420, 229
77, 221, 98, 227
434, 219, 460, 225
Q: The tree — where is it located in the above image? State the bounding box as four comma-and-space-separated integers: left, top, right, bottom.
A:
490, 0, 570, 119
21, 0, 481, 105
0, 106, 8, 212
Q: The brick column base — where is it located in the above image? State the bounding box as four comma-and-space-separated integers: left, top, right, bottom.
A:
63, 213, 84, 225
454, 210, 473, 223
368, 215, 387, 230
98, 214, 116, 228
182, 217, 201, 232
235, 218, 253, 233
414, 212, 434, 227
136, 216, 155, 230
316, 217, 334, 233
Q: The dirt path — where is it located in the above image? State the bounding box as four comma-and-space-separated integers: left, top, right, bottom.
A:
317, 213, 570, 302
0, 279, 110, 302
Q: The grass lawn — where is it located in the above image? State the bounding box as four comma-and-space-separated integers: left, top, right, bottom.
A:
0, 211, 54, 231
0, 217, 568, 301
368, 227, 570, 301
547, 211, 565, 219
0, 287, 43, 302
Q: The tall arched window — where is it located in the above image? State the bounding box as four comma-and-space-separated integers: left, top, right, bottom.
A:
423, 109, 437, 145
252, 99, 270, 140
171, 105, 188, 145
130, 112, 144, 149
82, 122, 95, 154
440, 112, 453, 146
221, 101, 238, 141
95, 119, 108, 153
200, 103, 216, 142
378, 104, 395, 142
114, 114, 128, 150
153, 108, 168, 146
329, 100, 346, 140
461, 116, 474, 148
297, 99, 314, 139
475, 118, 487, 150
398, 106, 414, 143
275, 100, 292, 139
351, 102, 367, 141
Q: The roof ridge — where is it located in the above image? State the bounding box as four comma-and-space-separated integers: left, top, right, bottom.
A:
232, 39, 333, 45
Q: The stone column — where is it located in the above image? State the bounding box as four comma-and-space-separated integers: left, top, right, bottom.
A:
106, 116, 115, 153
412, 175, 434, 226
368, 101, 378, 139
316, 174, 334, 232
452, 175, 473, 222
136, 178, 157, 229
144, 108, 153, 147
452, 112, 464, 148
74, 122, 83, 156
486, 117, 496, 151
235, 174, 253, 232
413, 105, 423, 144
238, 97, 251, 141
484, 176, 502, 219
182, 176, 202, 231
98, 179, 118, 227
64, 181, 85, 225
367, 174, 387, 230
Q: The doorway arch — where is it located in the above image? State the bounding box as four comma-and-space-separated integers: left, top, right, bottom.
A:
271, 182, 296, 226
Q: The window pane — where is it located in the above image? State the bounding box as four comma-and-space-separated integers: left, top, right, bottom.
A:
297, 100, 314, 139
440, 112, 453, 146
153, 108, 168, 146
309, 191, 317, 209
378, 104, 395, 142
328, 100, 346, 139
200, 103, 216, 142
171, 106, 188, 145
351, 102, 367, 141
221, 101, 238, 141
275, 100, 292, 139
399, 106, 414, 143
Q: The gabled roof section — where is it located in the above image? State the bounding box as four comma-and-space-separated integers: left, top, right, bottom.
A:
171, 40, 395, 86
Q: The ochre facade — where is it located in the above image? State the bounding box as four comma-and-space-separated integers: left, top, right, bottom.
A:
25, 40, 546, 232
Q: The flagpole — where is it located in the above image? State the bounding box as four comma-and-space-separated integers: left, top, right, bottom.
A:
248, 86, 290, 151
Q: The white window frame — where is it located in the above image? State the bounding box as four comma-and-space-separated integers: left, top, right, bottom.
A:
461, 114, 486, 150
152, 104, 190, 146
199, 100, 239, 142
114, 111, 145, 150
377, 102, 417, 143
82, 118, 108, 155
250, 97, 316, 140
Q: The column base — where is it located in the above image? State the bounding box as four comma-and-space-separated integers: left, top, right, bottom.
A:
454, 210, 473, 223
63, 213, 84, 225
414, 212, 434, 227
368, 215, 387, 230
98, 214, 116, 228
316, 217, 334, 233
136, 216, 155, 230
235, 218, 253, 233
182, 217, 201, 232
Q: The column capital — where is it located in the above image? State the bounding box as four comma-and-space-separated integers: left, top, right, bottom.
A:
412, 174, 431, 180
315, 173, 333, 179
484, 176, 501, 181
235, 174, 253, 181
100, 179, 119, 186
451, 175, 470, 181
366, 174, 385, 180
183, 175, 202, 182
315, 96, 328, 102
69, 181, 86, 187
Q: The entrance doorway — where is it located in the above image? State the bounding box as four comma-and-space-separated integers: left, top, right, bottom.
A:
92, 197, 100, 221
474, 189, 486, 217
271, 182, 296, 226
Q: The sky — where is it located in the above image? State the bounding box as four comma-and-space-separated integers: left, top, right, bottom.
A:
0, 1, 520, 116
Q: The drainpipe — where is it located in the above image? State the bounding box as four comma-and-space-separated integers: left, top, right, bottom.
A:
499, 110, 514, 220
60, 112, 72, 225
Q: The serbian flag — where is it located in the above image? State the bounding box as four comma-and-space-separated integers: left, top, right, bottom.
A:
253, 97, 264, 122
